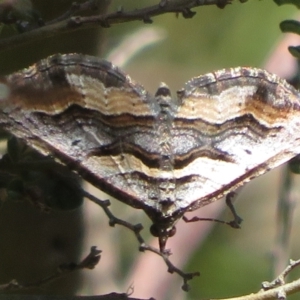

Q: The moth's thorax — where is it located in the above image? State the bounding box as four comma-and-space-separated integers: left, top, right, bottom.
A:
151, 83, 178, 215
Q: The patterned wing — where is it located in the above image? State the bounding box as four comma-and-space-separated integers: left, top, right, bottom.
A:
0, 53, 161, 212
2, 57, 300, 247
173, 67, 300, 211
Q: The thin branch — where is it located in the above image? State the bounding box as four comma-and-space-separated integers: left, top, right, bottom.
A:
2, 247, 300, 300
262, 259, 300, 290
211, 277, 300, 300
83, 190, 200, 292
0, 0, 237, 53
183, 192, 243, 229
0, 246, 101, 292
46, 0, 99, 25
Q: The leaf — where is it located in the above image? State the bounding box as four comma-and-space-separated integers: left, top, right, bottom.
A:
280, 20, 300, 34
288, 46, 300, 58
274, 0, 300, 8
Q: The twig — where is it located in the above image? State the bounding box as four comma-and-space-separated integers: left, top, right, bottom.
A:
3, 258, 300, 300
0, 246, 101, 292
210, 277, 300, 300
0, 0, 238, 52
262, 259, 300, 290
83, 190, 200, 291
46, 0, 99, 25
183, 192, 243, 229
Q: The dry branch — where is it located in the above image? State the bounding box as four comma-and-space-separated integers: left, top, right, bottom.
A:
0, 0, 240, 52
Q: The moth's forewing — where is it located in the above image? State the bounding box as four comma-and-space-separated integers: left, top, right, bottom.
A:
175, 67, 300, 210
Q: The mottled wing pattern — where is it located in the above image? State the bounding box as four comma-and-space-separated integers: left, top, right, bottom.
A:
174, 67, 300, 210
1, 54, 300, 237
0, 54, 161, 212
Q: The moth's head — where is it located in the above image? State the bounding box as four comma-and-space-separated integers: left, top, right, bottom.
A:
155, 82, 171, 98
155, 82, 180, 112
150, 223, 177, 252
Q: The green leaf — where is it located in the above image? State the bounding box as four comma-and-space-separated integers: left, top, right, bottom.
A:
288, 46, 300, 58
274, 0, 300, 8
280, 20, 300, 34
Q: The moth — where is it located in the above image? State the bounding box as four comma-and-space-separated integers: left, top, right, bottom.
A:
1, 53, 300, 250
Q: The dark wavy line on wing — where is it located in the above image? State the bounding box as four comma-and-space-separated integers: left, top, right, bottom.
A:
32, 106, 282, 169
34, 104, 281, 136
88, 142, 234, 169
